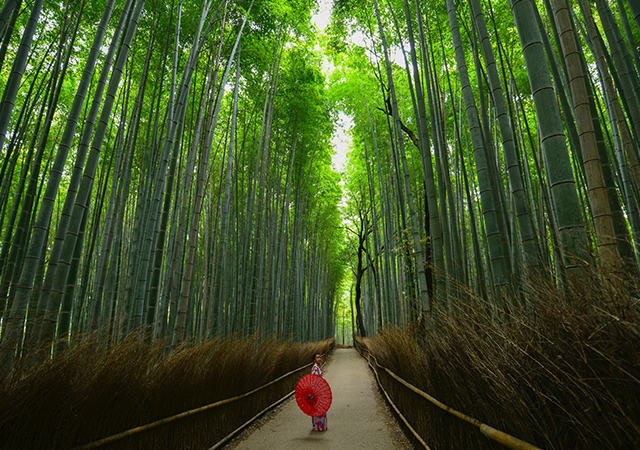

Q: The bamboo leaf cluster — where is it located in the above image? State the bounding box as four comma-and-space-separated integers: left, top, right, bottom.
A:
332, 0, 639, 335
0, 0, 345, 371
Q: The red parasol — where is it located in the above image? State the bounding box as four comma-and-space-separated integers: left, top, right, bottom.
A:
295, 374, 332, 417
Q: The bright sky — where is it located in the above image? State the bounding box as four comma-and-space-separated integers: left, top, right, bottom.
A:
311, 0, 352, 173
311, 1, 405, 174
311, 0, 333, 30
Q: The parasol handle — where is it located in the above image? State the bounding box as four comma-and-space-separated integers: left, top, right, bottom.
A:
308, 394, 313, 399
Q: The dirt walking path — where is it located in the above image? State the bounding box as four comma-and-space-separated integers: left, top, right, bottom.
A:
225, 347, 412, 449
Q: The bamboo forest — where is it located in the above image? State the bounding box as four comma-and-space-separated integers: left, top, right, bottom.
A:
0, 0, 639, 448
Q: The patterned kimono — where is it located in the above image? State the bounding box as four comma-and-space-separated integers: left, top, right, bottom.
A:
311, 363, 327, 431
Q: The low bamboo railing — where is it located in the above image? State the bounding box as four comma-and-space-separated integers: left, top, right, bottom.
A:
354, 339, 542, 450
74, 347, 333, 450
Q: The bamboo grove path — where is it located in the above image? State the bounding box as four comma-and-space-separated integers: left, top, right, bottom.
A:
225, 348, 411, 449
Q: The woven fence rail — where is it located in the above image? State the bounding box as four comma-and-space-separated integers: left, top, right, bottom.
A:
73, 346, 333, 450
354, 339, 542, 450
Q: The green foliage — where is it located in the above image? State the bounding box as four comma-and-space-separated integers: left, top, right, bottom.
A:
0, 0, 637, 376
0, 0, 638, 447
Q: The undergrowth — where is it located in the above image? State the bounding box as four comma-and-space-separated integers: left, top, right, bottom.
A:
0, 333, 334, 449
359, 278, 640, 449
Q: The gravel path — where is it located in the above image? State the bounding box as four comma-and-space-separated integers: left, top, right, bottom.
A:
224, 348, 412, 449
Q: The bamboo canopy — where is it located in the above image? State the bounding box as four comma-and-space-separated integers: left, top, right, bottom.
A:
0, 0, 637, 369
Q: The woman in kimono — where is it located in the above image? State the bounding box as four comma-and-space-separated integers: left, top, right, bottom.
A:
311, 353, 327, 431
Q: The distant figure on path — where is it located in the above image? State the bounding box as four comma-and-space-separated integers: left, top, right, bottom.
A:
311, 353, 327, 432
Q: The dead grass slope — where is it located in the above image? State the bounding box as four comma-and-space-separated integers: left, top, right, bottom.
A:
0, 333, 334, 450
360, 281, 640, 449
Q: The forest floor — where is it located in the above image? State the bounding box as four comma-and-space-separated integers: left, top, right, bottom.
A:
223, 347, 413, 449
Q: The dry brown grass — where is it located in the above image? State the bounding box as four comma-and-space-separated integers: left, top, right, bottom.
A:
359, 278, 640, 449
0, 332, 334, 449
